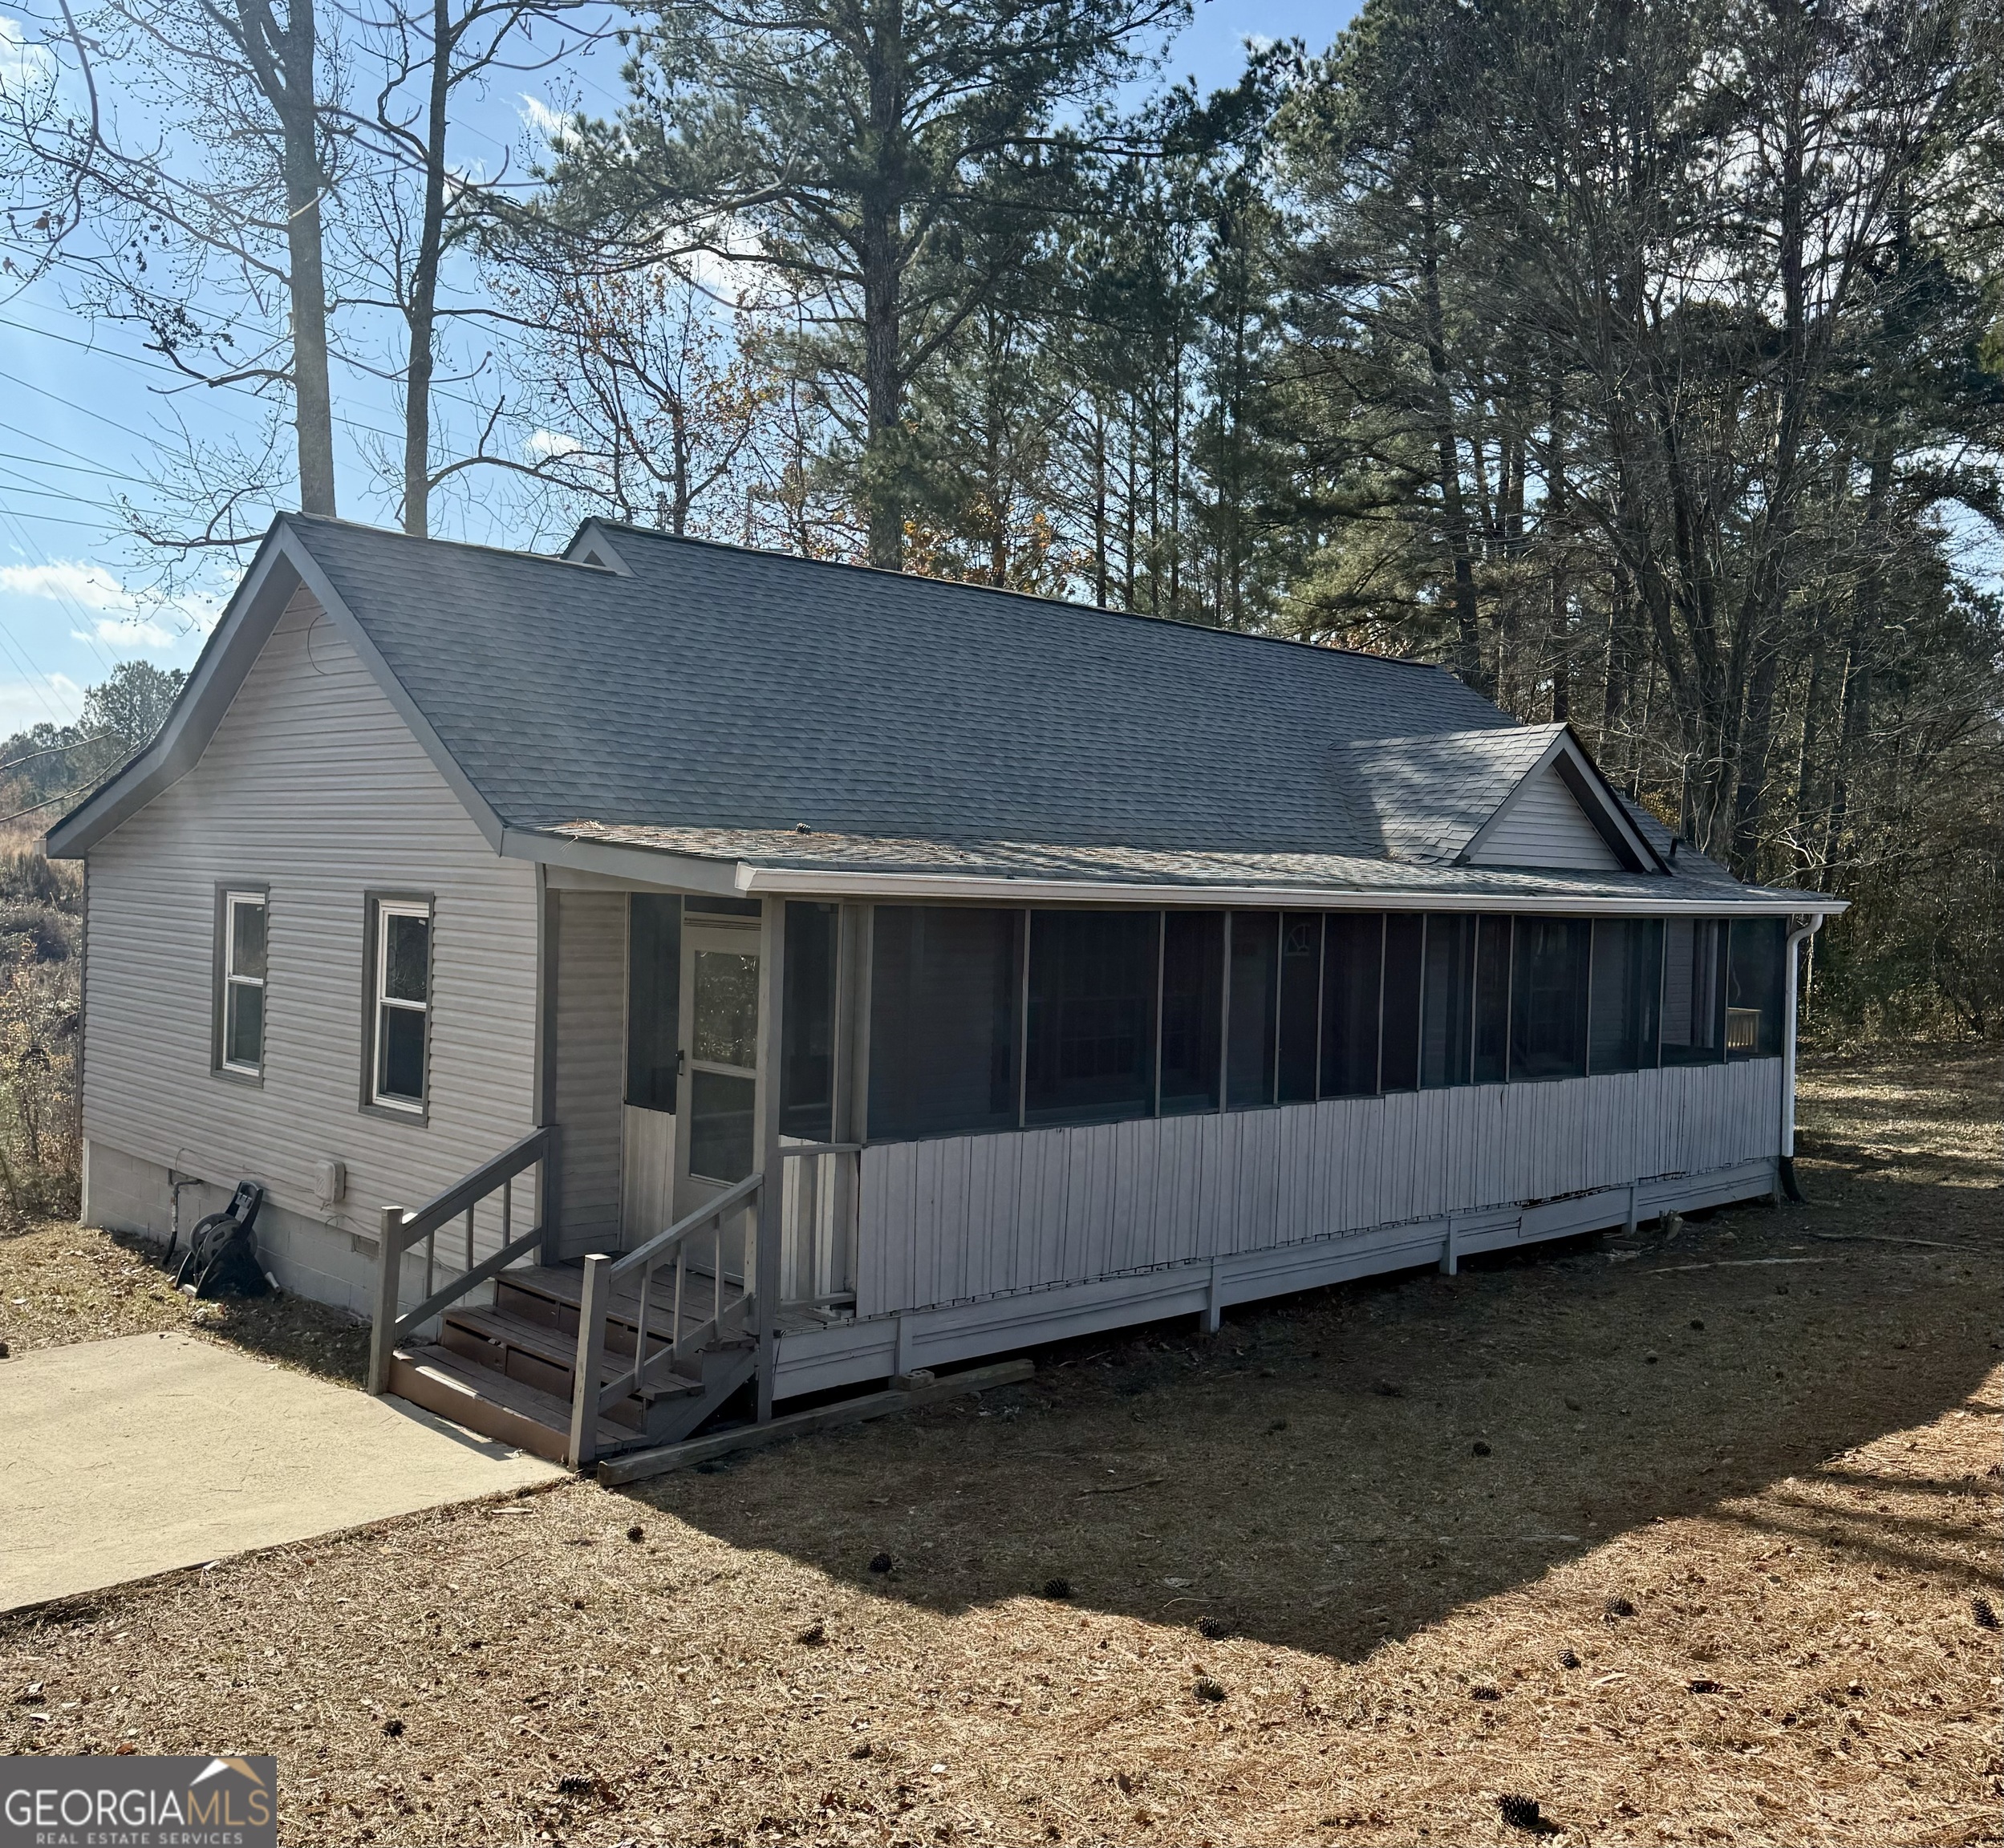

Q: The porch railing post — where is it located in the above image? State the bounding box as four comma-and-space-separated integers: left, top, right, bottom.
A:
753, 895, 787, 1423
569, 1252, 613, 1469
537, 1125, 562, 1266
367, 1206, 406, 1395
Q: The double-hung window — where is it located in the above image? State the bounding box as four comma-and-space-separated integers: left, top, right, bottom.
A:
217, 889, 267, 1077
369, 898, 432, 1113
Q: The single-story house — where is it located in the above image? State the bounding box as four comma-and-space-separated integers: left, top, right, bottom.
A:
50, 513, 1843, 1466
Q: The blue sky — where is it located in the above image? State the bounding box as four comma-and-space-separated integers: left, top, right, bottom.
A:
0, 1, 1351, 735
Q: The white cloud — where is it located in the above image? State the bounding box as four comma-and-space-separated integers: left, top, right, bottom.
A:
0, 560, 130, 613
0, 17, 54, 92
0, 558, 218, 644
525, 428, 582, 460
517, 93, 568, 142
75, 617, 180, 649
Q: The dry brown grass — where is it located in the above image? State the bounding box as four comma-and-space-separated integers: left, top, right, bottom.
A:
0, 1221, 371, 1380
1, 1047, 1998, 1846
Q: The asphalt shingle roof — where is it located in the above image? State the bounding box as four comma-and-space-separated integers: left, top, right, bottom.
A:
292, 517, 1507, 849
279, 516, 1787, 905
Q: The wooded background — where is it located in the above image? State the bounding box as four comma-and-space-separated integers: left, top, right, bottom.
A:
3, 0, 1999, 1040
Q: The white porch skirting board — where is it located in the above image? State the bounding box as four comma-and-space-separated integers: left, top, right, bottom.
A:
853, 1060, 1783, 1320
773, 1152, 1778, 1399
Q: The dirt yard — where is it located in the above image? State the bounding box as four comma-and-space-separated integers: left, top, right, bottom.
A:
2, 1047, 1998, 1847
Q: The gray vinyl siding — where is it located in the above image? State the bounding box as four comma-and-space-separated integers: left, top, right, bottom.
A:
550, 888, 627, 1255
855, 1057, 1781, 1317
1466, 762, 1623, 870
81, 590, 540, 1265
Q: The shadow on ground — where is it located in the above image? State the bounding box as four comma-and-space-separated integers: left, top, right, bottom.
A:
627, 1079, 1999, 1666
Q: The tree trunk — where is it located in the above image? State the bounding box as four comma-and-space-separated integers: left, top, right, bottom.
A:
1092, 400, 1109, 608
251, 0, 336, 515
857, 0, 907, 571
1418, 188, 1485, 696
1545, 367, 1568, 723
400, 0, 452, 535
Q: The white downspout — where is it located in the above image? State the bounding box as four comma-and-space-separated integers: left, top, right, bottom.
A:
1779, 914, 1824, 1202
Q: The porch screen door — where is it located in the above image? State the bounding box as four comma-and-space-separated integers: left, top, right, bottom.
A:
676, 919, 763, 1227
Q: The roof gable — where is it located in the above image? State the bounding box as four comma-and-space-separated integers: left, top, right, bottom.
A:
44, 521, 513, 859
1338, 725, 1662, 874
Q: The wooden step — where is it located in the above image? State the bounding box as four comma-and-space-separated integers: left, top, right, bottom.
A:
499, 1263, 732, 1350
389, 1343, 628, 1465
442, 1304, 704, 1414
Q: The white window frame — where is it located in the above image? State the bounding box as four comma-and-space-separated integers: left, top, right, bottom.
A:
219, 890, 267, 1077
370, 898, 432, 1114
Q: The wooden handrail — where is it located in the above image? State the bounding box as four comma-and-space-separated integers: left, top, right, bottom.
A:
570, 1170, 769, 1465
388, 1125, 554, 1255
391, 1222, 546, 1339
367, 1125, 556, 1395
608, 1168, 762, 1284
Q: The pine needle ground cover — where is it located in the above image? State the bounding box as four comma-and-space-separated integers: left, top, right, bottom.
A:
2, 1048, 1996, 1846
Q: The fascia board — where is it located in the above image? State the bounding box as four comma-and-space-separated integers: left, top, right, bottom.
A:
45, 529, 302, 858
500, 826, 744, 895
732, 861, 1844, 916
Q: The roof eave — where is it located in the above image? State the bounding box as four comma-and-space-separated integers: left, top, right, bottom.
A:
500, 825, 744, 894
732, 861, 1845, 915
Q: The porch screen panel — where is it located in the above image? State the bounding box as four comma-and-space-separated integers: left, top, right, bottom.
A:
868, 906, 1023, 1141
1472, 914, 1511, 1084
1726, 917, 1785, 1059
1320, 912, 1382, 1097
1661, 918, 1726, 1065
1276, 914, 1321, 1104
625, 894, 680, 1111
1420, 914, 1476, 1088
1159, 910, 1224, 1115
1511, 916, 1590, 1080
1380, 914, 1423, 1092
1024, 909, 1158, 1125
1227, 911, 1279, 1109
781, 901, 838, 1139
1588, 918, 1662, 1074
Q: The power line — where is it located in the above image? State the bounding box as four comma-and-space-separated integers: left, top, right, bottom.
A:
0, 729, 118, 773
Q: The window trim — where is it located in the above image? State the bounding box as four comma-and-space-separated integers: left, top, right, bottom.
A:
211, 882, 269, 1085
360, 890, 435, 1124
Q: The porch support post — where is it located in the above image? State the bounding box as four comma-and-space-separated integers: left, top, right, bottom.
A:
535, 870, 563, 1264
367, 1206, 406, 1395
753, 895, 787, 1423
568, 1252, 612, 1469
1439, 1215, 1458, 1277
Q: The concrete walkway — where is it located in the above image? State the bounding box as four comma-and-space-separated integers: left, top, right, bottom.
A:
2, 1332, 563, 1612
